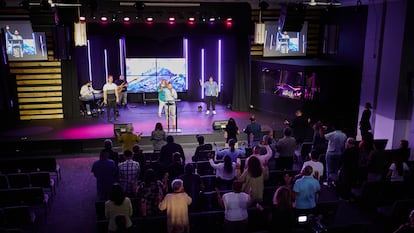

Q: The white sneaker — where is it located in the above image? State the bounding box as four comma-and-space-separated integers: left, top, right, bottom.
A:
206, 110, 210, 115
212, 110, 216, 115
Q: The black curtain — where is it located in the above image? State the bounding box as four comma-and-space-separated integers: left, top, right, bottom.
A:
232, 34, 250, 112
62, 59, 80, 119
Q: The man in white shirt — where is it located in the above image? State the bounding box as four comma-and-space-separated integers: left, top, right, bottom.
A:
302, 150, 324, 181
164, 82, 178, 129
103, 75, 119, 122
79, 80, 95, 115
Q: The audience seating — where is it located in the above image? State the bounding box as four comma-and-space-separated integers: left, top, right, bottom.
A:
377, 198, 414, 231
0, 206, 36, 229
0, 158, 61, 182
351, 180, 386, 209
200, 175, 216, 192
0, 175, 8, 189
6, 174, 30, 189
193, 161, 214, 176
29, 172, 56, 196
0, 188, 49, 214
264, 169, 300, 187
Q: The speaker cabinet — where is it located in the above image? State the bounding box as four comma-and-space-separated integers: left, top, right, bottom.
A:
279, 3, 305, 32
212, 120, 228, 130
113, 123, 132, 135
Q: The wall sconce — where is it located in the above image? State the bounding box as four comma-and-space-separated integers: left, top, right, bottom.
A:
74, 22, 87, 46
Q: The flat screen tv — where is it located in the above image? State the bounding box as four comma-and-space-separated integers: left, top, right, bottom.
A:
0, 20, 47, 61
126, 58, 188, 93
263, 21, 308, 57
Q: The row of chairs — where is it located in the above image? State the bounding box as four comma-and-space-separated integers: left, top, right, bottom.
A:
0, 158, 61, 182
0, 172, 55, 196
0, 206, 36, 230
0, 188, 49, 214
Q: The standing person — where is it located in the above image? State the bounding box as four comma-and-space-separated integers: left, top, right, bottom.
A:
269, 186, 295, 233
293, 165, 320, 216
158, 79, 167, 117
164, 82, 178, 129
105, 183, 133, 233
244, 115, 262, 147
324, 122, 347, 185
276, 127, 297, 170
209, 155, 238, 190
284, 109, 310, 145
115, 75, 128, 108
103, 75, 119, 122
301, 150, 324, 181
199, 76, 219, 115
103, 139, 120, 167
236, 156, 264, 205
216, 180, 250, 233
359, 102, 372, 138
92, 150, 118, 200
118, 150, 140, 197
150, 122, 166, 152
159, 179, 192, 233
224, 118, 240, 145
192, 135, 213, 162
116, 124, 143, 153
135, 169, 167, 217
79, 80, 95, 115
159, 136, 185, 175
338, 137, 359, 200
179, 164, 204, 212
215, 139, 246, 162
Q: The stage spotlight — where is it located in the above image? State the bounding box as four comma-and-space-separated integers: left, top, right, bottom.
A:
100, 16, 108, 22
226, 17, 232, 27
79, 16, 86, 21
112, 14, 118, 22
209, 17, 215, 22
123, 16, 131, 22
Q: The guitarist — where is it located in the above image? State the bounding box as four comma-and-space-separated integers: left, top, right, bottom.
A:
115, 75, 128, 109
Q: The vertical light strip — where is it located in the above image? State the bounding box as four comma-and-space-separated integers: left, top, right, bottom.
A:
87, 40, 92, 82
218, 39, 222, 92
119, 38, 125, 76
183, 38, 189, 90
201, 48, 205, 99
104, 49, 108, 81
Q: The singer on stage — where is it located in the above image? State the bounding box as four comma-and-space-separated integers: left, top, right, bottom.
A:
164, 82, 178, 129
103, 75, 119, 122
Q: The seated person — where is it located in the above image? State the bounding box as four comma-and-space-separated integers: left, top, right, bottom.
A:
215, 139, 246, 162
79, 80, 95, 115
192, 135, 213, 162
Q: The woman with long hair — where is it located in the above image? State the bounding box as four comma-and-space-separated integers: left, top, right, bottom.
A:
269, 186, 295, 232
135, 168, 167, 217
209, 155, 237, 190
150, 122, 166, 152
225, 117, 240, 144
105, 183, 133, 233
236, 156, 264, 204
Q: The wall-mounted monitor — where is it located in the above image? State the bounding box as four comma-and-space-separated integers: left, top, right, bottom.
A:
126, 58, 188, 93
0, 20, 48, 61
263, 21, 308, 57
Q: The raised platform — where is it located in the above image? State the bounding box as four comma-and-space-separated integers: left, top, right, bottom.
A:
0, 101, 284, 157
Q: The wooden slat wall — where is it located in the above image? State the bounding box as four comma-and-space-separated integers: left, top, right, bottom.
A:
9, 61, 63, 120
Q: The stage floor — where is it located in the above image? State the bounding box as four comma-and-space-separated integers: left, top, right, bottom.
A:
0, 101, 286, 155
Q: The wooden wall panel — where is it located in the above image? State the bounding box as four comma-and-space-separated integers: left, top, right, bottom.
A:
9, 60, 64, 120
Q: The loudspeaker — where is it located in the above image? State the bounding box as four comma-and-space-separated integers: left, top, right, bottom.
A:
212, 120, 228, 130
279, 3, 305, 32
114, 123, 132, 135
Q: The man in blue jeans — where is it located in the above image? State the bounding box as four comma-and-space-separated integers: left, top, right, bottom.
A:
200, 76, 219, 115
324, 123, 347, 185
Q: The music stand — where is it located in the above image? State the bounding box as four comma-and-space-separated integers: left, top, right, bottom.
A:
166, 100, 181, 133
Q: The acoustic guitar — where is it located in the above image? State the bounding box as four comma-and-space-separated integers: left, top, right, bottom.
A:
117, 78, 137, 93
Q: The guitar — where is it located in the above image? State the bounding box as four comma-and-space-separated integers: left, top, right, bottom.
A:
117, 78, 137, 93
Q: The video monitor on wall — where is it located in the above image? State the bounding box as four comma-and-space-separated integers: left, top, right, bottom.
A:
0, 20, 48, 61
263, 21, 308, 57
126, 58, 188, 93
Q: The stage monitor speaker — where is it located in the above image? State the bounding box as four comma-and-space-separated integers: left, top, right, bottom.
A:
279, 3, 305, 32
114, 123, 132, 135
212, 120, 228, 130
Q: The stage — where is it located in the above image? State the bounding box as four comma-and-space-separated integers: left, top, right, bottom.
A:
0, 101, 286, 156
